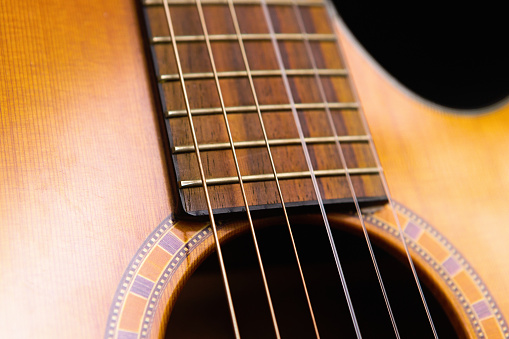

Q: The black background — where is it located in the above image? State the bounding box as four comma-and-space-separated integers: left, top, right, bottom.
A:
332, 2, 509, 110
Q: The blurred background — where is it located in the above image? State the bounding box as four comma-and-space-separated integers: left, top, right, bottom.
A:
333, 2, 509, 110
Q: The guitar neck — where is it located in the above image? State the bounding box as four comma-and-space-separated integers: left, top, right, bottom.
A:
141, 0, 386, 216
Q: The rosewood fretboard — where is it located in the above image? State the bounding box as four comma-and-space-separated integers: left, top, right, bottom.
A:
141, 0, 386, 216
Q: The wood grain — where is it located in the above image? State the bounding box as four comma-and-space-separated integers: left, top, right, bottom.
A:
145, 2, 385, 215
336, 15, 509, 338
0, 1, 173, 338
1, 0, 509, 338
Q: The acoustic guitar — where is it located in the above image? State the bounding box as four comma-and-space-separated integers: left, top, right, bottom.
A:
1, 0, 508, 338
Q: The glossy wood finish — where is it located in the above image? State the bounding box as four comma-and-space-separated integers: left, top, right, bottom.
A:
0, 1, 173, 338
336, 15, 509, 338
1, 0, 509, 338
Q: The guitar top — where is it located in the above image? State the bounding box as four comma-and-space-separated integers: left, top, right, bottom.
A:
1, 0, 509, 338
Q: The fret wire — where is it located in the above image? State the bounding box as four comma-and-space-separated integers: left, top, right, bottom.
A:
159, 68, 347, 82
173, 135, 370, 153
166, 102, 359, 118
195, 0, 282, 336
260, 0, 363, 337
145, 0, 324, 7
291, 1, 401, 337
152, 33, 336, 44
180, 167, 381, 188
226, 0, 322, 336
161, 1, 241, 337
322, 1, 440, 336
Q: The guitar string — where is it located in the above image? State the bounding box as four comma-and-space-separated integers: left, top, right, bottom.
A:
259, 0, 363, 337
194, 0, 282, 337
160, 1, 241, 337
324, 1, 439, 337
288, 1, 401, 337
164, 1, 436, 338
225, 0, 322, 337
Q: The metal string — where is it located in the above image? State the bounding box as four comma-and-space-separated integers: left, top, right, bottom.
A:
289, 1, 401, 337
194, 0, 282, 337
225, 0, 322, 337
160, 1, 241, 337
324, 1, 439, 337
162, 1, 438, 338
259, 0, 363, 337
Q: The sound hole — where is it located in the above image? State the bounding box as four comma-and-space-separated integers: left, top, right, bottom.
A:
166, 221, 460, 338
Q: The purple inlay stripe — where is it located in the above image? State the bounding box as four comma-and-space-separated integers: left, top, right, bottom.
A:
473, 300, 492, 320
442, 256, 461, 276
159, 232, 184, 255
117, 330, 138, 339
130, 275, 154, 299
404, 221, 423, 240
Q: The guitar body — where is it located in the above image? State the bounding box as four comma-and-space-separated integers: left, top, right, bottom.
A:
1, 0, 508, 338
338, 25, 509, 338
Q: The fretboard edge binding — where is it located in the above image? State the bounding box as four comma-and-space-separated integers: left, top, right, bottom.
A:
179, 167, 381, 188
166, 102, 359, 118
173, 135, 370, 153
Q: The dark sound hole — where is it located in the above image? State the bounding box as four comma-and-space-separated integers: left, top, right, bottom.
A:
166, 221, 460, 338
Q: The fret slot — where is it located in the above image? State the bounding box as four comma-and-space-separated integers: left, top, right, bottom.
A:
144, 0, 325, 7
152, 33, 336, 44
173, 135, 370, 153
159, 68, 348, 81
179, 167, 381, 188
166, 102, 359, 118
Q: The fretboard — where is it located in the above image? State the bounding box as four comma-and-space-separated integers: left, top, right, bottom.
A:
141, 0, 386, 216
